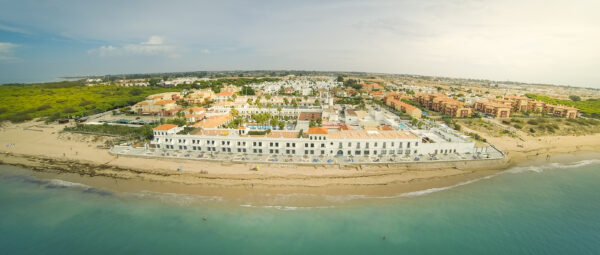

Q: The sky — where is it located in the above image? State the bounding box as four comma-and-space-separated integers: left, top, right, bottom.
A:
0, 0, 599, 88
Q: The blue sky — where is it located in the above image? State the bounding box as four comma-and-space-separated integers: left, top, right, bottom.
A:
1, 0, 599, 88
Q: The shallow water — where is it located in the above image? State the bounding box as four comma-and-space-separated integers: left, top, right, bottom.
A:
1, 159, 599, 254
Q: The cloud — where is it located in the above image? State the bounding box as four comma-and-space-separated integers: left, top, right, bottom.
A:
88, 35, 179, 58
0, 23, 30, 34
0, 42, 19, 61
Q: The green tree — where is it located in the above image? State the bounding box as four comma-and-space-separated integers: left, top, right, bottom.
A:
569, 95, 581, 102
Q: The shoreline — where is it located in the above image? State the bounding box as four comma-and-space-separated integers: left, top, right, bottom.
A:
1, 121, 599, 206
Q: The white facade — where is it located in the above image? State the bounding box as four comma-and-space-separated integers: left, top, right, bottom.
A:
151, 126, 475, 157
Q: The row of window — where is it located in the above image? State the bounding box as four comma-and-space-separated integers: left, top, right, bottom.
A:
157, 145, 420, 156
160, 140, 418, 149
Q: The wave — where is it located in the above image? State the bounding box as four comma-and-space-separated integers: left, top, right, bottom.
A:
239, 204, 335, 210
126, 191, 223, 205
47, 179, 89, 188
321, 159, 600, 201
507, 159, 600, 174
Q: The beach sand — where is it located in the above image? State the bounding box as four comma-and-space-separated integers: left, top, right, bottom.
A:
0, 120, 598, 204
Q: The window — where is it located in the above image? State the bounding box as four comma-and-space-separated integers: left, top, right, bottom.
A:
399, 142, 403, 148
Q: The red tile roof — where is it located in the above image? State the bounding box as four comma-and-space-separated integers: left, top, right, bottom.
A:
154, 99, 175, 105
153, 124, 178, 131
216, 91, 234, 96
308, 127, 328, 135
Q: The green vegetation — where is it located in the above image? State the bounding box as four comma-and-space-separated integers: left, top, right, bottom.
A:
466, 132, 487, 142
0, 81, 177, 123
64, 123, 155, 140
526, 94, 600, 118
336, 97, 363, 105
248, 130, 271, 136
342, 79, 362, 90
495, 117, 599, 136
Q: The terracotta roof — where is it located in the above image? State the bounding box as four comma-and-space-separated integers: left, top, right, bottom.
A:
339, 124, 352, 130
267, 131, 300, 138
380, 125, 394, 130
186, 106, 206, 112
193, 114, 232, 129
154, 99, 175, 105
153, 124, 178, 131
185, 113, 205, 118
136, 101, 149, 105
298, 112, 322, 121
308, 127, 328, 135
388, 98, 418, 111
327, 130, 418, 140
216, 91, 234, 96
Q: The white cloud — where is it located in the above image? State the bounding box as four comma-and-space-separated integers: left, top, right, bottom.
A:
0, 42, 19, 61
88, 35, 178, 58
144, 35, 164, 45
0, 23, 30, 34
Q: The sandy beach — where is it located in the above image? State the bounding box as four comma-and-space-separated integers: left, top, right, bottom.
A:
0, 120, 598, 203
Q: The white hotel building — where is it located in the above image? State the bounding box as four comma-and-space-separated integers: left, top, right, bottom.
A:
151, 124, 476, 157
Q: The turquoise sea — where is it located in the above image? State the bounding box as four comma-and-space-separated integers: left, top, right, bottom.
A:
1, 159, 600, 254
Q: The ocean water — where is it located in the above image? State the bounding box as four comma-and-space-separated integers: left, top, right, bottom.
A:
1, 159, 600, 254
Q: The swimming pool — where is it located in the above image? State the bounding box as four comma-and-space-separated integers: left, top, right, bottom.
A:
398, 123, 409, 130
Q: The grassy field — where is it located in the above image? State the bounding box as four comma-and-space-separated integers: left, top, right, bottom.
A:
456, 119, 508, 137
525, 94, 600, 118
504, 117, 600, 136
457, 117, 600, 138
0, 81, 177, 123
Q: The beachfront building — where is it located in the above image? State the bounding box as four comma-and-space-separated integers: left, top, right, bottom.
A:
477, 96, 579, 118
384, 98, 422, 119
432, 97, 473, 118
415, 94, 473, 117
474, 101, 512, 118
151, 124, 476, 157
545, 104, 579, 118
132, 99, 182, 116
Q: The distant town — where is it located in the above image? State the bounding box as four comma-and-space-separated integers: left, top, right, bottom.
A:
59, 72, 591, 164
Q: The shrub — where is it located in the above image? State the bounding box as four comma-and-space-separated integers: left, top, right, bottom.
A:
527, 119, 538, 125
529, 128, 536, 133
36, 104, 52, 111
513, 124, 522, 129
62, 107, 77, 114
